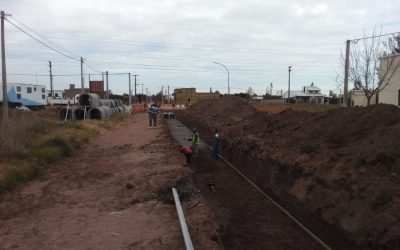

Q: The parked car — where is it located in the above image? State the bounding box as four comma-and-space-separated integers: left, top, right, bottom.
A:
16, 106, 31, 112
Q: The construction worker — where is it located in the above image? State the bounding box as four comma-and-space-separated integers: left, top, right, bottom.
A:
180, 145, 193, 164
148, 103, 160, 128
192, 128, 200, 155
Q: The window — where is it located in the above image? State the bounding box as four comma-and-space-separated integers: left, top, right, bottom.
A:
42, 95, 45, 99
16, 86, 21, 92
34, 87, 37, 92
42, 88, 45, 93
55, 93, 59, 97
17, 94, 21, 99
27, 87, 32, 93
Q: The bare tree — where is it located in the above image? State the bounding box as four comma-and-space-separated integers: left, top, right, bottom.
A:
386, 34, 400, 54
348, 31, 400, 106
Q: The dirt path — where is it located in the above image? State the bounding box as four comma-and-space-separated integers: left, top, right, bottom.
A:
0, 113, 221, 250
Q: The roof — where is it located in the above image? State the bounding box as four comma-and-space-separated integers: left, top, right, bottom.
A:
304, 86, 321, 91
283, 91, 325, 98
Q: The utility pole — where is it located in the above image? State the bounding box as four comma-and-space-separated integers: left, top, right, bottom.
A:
49, 61, 53, 98
288, 66, 292, 103
133, 74, 138, 102
141, 83, 144, 103
161, 86, 164, 105
343, 40, 351, 107
168, 85, 170, 103
1, 10, 10, 122
106, 71, 109, 99
80, 57, 84, 94
128, 73, 132, 106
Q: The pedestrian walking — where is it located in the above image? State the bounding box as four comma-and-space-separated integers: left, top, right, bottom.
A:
180, 145, 193, 164
192, 128, 200, 155
148, 103, 160, 128
212, 128, 220, 160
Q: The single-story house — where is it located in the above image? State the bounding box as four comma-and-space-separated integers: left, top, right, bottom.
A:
283, 83, 325, 104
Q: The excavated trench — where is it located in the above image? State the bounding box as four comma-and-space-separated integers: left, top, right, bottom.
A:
166, 117, 357, 250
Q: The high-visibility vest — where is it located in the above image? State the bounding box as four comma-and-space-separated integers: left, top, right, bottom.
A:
192, 132, 200, 145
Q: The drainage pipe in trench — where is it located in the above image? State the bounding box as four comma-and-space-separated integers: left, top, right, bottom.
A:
172, 188, 194, 250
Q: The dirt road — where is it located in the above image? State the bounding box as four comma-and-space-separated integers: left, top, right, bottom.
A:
0, 113, 221, 250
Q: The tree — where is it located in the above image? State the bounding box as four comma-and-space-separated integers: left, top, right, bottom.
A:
386, 34, 400, 54
247, 87, 254, 96
348, 31, 400, 106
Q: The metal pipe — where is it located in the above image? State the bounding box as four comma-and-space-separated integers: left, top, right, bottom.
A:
172, 188, 194, 250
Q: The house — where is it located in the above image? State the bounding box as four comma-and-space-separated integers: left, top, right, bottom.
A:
64, 84, 89, 99
47, 90, 64, 98
173, 88, 220, 106
0, 83, 47, 107
378, 54, 400, 106
283, 83, 325, 104
350, 89, 377, 107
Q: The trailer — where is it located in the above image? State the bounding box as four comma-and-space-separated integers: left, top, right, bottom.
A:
0, 83, 47, 108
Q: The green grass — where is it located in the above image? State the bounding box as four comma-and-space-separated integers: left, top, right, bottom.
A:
0, 112, 128, 193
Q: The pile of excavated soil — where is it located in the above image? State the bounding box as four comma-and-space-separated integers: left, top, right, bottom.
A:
177, 96, 400, 250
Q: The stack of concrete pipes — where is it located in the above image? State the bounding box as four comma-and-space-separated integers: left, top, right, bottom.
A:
60, 93, 126, 120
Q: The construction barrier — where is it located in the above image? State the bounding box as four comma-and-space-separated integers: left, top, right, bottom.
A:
131, 103, 148, 113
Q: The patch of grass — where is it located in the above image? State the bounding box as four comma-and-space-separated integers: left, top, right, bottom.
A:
0, 110, 126, 194
0, 162, 43, 192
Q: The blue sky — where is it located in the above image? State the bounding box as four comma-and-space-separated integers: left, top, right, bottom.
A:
1, 0, 399, 96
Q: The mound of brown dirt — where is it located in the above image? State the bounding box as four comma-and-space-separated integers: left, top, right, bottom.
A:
177, 96, 400, 250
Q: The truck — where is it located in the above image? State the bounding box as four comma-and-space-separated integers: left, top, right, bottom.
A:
0, 83, 47, 108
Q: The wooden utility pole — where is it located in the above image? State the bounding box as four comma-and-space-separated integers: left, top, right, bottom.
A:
128, 73, 132, 106
133, 74, 138, 102
161, 86, 164, 105
1, 10, 9, 122
168, 85, 170, 103
49, 61, 53, 97
106, 71, 109, 99
343, 40, 351, 107
80, 57, 84, 94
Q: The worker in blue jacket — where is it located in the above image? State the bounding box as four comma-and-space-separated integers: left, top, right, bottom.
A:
148, 103, 160, 128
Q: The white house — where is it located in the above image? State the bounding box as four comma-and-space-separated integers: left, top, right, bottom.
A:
378, 54, 400, 106
350, 89, 377, 107
283, 83, 325, 104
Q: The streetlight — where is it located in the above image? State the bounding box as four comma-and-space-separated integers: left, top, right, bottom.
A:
213, 61, 230, 95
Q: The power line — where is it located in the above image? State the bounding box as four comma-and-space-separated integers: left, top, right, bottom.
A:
352, 31, 400, 42
5, 18, 80, 61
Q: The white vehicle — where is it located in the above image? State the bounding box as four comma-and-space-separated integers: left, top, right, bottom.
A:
0, 83, 47, 108
16, 106, 31, 112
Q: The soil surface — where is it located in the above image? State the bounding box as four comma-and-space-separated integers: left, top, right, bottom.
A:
0, 113, 221, 250
176, 96, 400, 250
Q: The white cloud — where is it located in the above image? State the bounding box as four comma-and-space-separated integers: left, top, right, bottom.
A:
1, 0, 399, 95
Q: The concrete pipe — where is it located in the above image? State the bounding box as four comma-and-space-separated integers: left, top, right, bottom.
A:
99, 99, 109, 107
59, 108, 73, 120
74, 107, 87, 120
78, 93, 101, 107
88, 106, 113, 120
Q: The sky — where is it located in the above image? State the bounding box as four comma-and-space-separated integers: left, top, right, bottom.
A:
1, 0, 399, 96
